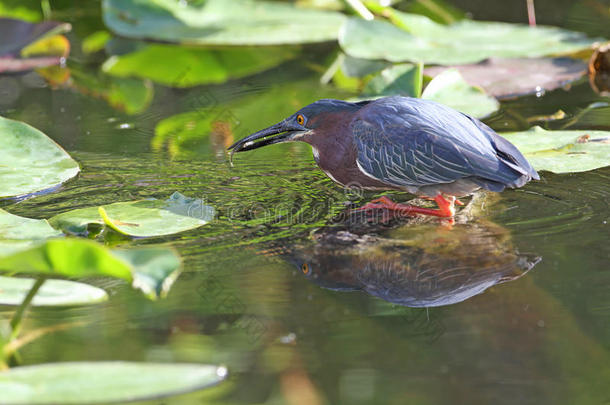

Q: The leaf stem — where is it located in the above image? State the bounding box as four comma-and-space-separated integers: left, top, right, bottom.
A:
41, 0, 52, 20
527, 0, 536, 26
344, 0, 374, 20
9, 277, 46, 341
320, 53, 344, 85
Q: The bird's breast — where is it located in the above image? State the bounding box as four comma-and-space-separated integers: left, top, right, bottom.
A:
311, 142, 394, 190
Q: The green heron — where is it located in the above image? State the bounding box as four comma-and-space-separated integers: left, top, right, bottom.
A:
288, 222, 539, 307
229, 96, 539, 218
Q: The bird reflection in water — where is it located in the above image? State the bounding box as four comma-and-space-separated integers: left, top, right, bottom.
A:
287, 196, 541, 308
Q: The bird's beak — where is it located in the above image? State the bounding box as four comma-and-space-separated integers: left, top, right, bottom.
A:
227, 121, 310, 163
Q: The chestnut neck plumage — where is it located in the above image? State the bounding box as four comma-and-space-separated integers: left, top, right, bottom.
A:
303, 111, 391, 190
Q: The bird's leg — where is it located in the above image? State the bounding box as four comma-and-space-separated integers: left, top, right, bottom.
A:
355, 194, 457, 218
421, 195, 464, 206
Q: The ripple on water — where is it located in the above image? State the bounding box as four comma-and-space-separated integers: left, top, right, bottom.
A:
495, 168, 609, 238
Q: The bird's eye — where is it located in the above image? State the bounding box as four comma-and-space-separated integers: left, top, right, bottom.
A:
301, 263, 309, 274
296, 114, 305, 126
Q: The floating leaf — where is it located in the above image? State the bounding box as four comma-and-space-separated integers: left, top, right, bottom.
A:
501, 127, 610, 173
0, 239, 132, 279
358, 66, 498, 118
589, 43, 610, 96
69, 66, 154, 115
112, 248, 182, 299
421, 69, 499, 118
339, 11, 598, 65
102, 0, 345, 45
341, 54, 390, 78
0, 362, 226, 404
0, 18, 70, 56
425, 57, 588, 99
0, 116, 80, 199
0, 239, 181, 300
20, 34, 70, 58
0, 2, 42, 22
0, 209, 62, 241
154, 78, 345, 158
0, 18, 71, 73
363, 63, 423, 98
81, 30, 111, 54
102, 44, 295, 88
0, 276, 107, 306
49, 192, 214, 237
0, 206, 55, 258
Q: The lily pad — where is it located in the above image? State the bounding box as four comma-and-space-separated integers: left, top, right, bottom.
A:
363, 63, 423, 98
358, 65, 498, 118
339, 11, 598, 65
0, 276, 108, 306
0, 208, 63, 241
69, 67, 153, 115
102, 44, 295, 88
0, 208, 62, 256
421, 69, 500, 118
0, 18, 70, 56
0, 116, 80, 199
424, 57, 588, 99
0, 18, 71, 73
0, 362, 226, 404
0, 238, 181, 300
501, 127, 610, 173
81, 30, 112, 54
341, 54, 390, 78
49, 192, 215, 237
102, 0, 345, 45
153, 78, 345, 158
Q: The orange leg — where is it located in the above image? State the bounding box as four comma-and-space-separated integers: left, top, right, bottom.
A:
356, 195, 458, 218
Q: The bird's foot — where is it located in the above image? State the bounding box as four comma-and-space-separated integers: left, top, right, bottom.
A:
354, 194, 458, 222
421, 195, 464, 206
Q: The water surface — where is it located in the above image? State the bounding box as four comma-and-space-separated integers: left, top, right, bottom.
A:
1, 2, 609, 404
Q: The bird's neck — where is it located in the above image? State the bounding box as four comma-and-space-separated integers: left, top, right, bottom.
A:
308, 123, 357, 187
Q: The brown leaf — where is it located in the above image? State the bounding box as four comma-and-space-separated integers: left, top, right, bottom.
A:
424, 57, 587, 99
588, 43, 610, 96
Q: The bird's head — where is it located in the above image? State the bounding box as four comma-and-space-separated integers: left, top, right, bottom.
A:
228, 99, 367, 160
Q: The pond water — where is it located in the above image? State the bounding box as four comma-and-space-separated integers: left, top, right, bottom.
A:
1, 1, 609, 404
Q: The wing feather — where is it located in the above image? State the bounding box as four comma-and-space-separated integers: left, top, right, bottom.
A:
352, 97, 535, 189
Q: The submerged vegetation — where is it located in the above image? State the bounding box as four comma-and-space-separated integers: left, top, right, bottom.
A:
0, 0, 609, 403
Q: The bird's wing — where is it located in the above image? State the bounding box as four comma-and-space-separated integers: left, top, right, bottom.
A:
352, 98, 518, 188
462, 113, 540, 183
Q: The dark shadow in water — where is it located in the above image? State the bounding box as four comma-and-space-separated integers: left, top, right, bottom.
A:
282, 195, 541, 308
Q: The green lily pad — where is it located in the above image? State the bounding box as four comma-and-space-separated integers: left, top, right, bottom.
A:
0, 209, 63, 241
421, 69, 499, 118
102, 44, 295, 88
0, 208, 63, 257
0, 362, 226, 404
357, 65, 498, 118
0, 239, 181, 300
0, 276, 108, 306
153, 78, 346, 158
0, 2, 42, 22
49, 192, 215, 237
341, 54, 390, 78
501, 127, 610, 173
69, 66, 153, 115
81, 30, 111, 54
102, 0, 345, 45
339, 11, 598, 65
363, 63, 423, 98
0, 116, 80, 199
